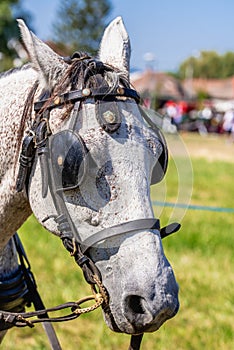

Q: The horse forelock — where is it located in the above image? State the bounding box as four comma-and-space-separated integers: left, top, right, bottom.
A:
37, 54, 130, 125
53, 55, 130, 97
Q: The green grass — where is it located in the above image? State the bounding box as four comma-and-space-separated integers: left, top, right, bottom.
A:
2, 150, 234, 349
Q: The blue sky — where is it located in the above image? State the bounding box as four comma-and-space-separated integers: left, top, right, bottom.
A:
23, 0, 234, 72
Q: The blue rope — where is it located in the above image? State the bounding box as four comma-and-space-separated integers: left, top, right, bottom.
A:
152, 201, 234, 213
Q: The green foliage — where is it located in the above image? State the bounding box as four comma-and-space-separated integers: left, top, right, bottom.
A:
0, 0, 19, 70
52, 0, 112, 56
196, 88, 210, 100
0, 0, 32, 72
178, 50, 234, 79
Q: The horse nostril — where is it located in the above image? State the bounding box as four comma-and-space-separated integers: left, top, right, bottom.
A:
124, 294, 154, 329
126, 295, 145, 314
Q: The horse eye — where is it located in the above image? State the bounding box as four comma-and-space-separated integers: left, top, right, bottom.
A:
147, 139, 157, 154
148, 139, 155, 149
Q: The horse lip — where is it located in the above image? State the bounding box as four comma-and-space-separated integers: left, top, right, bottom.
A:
130, 307, 178, 334
102, 304, 136, 334
103, 293, 180, 334
143, 299, 180, 333
102, 305, 125, 333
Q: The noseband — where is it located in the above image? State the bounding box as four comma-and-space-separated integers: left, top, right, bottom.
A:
15, 57, 180, 350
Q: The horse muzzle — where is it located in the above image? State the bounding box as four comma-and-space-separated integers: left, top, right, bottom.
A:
105, 286, 179, 334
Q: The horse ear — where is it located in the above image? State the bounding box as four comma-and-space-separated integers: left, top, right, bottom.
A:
99, 17, 131, 77
17, 19, 67, 88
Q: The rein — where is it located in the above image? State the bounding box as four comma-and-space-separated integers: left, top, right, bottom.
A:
0, 233, 108, 350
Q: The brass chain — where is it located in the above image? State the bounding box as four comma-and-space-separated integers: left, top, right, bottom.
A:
72, 274, 109, 315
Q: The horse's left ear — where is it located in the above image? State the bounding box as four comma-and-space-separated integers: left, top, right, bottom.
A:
17, 19, 67, 89
99, 17, 131, 78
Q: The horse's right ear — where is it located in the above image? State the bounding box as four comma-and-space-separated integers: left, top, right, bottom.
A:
17, 19, 67, 89
99, 17, 131, 79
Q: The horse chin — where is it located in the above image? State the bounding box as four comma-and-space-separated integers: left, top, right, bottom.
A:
102, 301, 179, 335
102, 313, 172, 335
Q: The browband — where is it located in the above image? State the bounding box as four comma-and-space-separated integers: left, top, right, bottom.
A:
34, 86, 140, 112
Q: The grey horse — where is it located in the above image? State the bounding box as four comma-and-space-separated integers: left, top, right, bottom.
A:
0, 17, 179, 348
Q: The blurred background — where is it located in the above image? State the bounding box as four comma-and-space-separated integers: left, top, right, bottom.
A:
1, 1, 233, 349
2, 0, 234, 135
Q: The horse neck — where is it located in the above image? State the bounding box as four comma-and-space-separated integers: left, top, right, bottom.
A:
0, 238, 18, 276
0, 66, 38, 249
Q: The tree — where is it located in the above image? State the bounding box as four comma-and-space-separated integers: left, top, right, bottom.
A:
52, 0, 112, 56
0, 0, 32, 72
178, 50, 234, 80
222, 52, 234, 78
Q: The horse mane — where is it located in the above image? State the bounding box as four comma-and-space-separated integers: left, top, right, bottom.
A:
0, 64, 32, 80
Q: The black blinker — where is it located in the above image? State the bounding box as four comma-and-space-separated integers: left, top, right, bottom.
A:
96, 100, 122, 133
49, 130, 88, 192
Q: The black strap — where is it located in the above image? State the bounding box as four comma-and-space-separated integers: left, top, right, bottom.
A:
160, 222, 181, 239
34, 87, 140, 112
35, 119, 51, 198
81, 218, 181, 252
16, 134, 35, 193
13, 234, 62, 350
81, 218, 160, 252
129, 334, 144, 350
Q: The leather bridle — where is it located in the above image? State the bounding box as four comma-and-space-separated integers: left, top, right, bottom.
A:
12, 58, 181, 349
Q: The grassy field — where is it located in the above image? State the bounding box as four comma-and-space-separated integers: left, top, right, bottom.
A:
2, 133, 234, 349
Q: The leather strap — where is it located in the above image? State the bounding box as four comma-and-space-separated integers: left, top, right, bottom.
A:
13, 234, 62, 350
16, 134, 35, 193
34, 87, 140, 112
129, 334, 144, 350
81, 218, 160, 252
160, 222, 181, 239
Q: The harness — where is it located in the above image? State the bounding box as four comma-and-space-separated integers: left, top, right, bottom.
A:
2, 57, 180, 350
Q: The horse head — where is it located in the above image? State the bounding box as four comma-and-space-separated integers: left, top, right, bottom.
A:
17, 17, 179, 335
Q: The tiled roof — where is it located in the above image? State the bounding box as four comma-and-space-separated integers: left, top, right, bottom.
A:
131, 69, 234, 100
182, 77, 234, 99
131, 69, 186, 99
